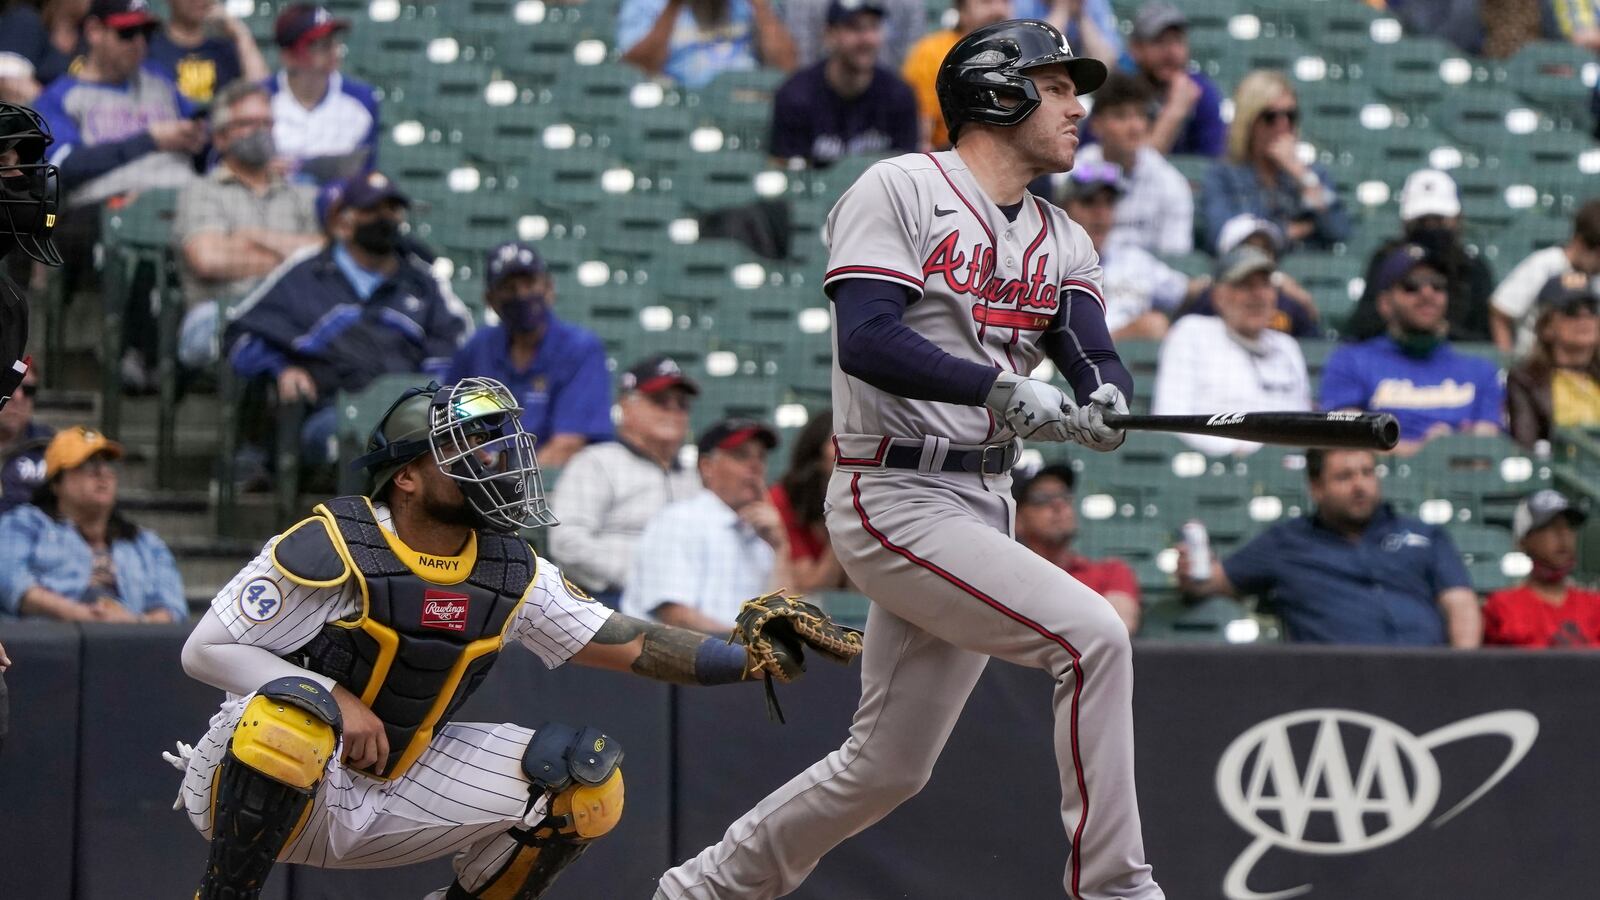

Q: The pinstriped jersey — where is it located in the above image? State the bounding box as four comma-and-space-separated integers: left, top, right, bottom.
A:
822, 150, 1108, 445
211, 503, 610, 679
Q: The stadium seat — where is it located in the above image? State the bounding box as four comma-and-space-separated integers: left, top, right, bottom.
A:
1503, 40, 1600, 126
1364, 36, 1460, 105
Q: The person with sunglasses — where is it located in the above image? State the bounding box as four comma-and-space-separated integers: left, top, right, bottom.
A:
1321, 244, 1505, 455
31, 0, 204, 210
547, 356, 703, 609
1199, 69, 1349, 254
0, 364, 51, 516
0, 425, 185, 623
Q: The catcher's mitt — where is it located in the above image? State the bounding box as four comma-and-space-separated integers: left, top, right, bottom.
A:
731, 591, 864, 723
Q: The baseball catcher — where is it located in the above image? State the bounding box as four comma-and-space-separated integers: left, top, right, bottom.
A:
168, 377, 859, 899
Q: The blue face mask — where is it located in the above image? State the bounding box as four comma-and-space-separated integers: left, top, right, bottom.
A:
498, 291, 550, 334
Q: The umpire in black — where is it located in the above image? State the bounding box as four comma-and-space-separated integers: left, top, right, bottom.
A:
0, 99, 66, 755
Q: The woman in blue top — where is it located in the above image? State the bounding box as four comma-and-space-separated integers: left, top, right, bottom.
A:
0, 426, 186, 622
1200, 69, 1350, 253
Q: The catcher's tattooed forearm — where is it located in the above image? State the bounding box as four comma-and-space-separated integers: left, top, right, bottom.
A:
589, 614, 748, 685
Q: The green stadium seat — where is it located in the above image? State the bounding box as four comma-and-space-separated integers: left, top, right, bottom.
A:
1504, 41, 1599, 125
1429, 87, 1546, 155
1278, 254, 1362, 329
1363, 36, 1460, 105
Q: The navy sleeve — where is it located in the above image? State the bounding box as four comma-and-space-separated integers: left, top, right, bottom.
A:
1221, 527, 1282, 596
1427, 525, 1473, 593
831, 278, 1001, 405
1041, 290, 1135, 404
768, 81, 809, 161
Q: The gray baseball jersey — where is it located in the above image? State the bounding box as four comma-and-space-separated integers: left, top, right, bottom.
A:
821, 151, 1106, 444
656, 151, 1163, 900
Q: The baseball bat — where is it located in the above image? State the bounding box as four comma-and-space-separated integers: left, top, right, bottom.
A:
1100, 411, 1400, 450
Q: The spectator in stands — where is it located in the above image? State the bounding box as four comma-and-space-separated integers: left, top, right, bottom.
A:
770, 411, 848, 592
622, 418, 786, 633
769, 0, 917, 169
1507, 273, 1600, 446
267, 4, 378, 185
1483, 0, 1600, 57
34, 0, 204, 209
446, 241, 612, 468
1322, 244, 1504, 454
225, 171, 471, 478
1062, 162, 1186, 341
1484, 489, 1600, 647
619, 0, 797, 90
146, 0, 268, 107
173, 78, 320, 370
1174, 213, 1322, 338
1020, 0, 1128, 69
1491, 198, 1600, 356
1125, 1, 1225, 158
0, 0, 88, 104
1199, 70, 1349, 253
0, 426, 186, 623
1385, 0, 1485, 54
549, 356, 702, 607
785, 0, 921, 69
1154, 246, 1312, 456
0, 365, 51, 516
902, 0, 1012, 150
1071, 71, 1192, 255
1179, 447, 1481, 647
1346, 169, 1494, 343
1012, 463, 1139, 634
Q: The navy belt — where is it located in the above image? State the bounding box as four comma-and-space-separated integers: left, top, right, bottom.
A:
882, 442, 1018, 475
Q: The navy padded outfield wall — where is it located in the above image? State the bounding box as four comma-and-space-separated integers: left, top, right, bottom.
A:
3, 624, 1598, 900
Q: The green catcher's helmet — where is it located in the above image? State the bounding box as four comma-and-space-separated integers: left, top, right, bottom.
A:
352, 377, 557, 531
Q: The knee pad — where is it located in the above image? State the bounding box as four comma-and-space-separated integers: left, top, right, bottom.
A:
522, 723, 625, 842
444, 724, 624, 900
197, 677, 341, 900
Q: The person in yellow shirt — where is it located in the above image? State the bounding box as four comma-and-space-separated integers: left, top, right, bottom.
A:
1508, 272, 1600, 446
900, 0, 1012, 149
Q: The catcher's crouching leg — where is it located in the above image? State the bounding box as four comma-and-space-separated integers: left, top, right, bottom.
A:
197, 677, 341, 900
447, 723, 624, 900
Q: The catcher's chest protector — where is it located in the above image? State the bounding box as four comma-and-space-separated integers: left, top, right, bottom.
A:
289, 496, 534, 780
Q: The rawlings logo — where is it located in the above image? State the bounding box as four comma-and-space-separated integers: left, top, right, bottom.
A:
1207, 412, 1247, 426
422, 591, 470, 632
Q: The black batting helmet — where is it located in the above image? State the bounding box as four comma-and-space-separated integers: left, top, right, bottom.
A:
0, 101, 62, 267
936, 19, 1108, 144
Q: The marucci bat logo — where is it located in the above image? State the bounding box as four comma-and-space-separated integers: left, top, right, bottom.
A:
1215, 708, 1538, 900
1206, 412, 1247, 426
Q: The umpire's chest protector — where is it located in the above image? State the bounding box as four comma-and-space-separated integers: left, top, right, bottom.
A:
279, 496, 535, 780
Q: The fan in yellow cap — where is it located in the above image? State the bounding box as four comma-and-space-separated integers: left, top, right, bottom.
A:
43, 426, 123, 480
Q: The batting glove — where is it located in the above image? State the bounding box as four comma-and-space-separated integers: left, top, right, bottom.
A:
1069, 383, 1128, 452
985, 372, 1079, 442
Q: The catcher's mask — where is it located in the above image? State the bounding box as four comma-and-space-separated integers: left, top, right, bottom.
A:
352, 377, 557, 532
0, 101, 63, 267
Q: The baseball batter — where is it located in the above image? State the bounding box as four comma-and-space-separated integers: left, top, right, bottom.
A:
656, 21, 1163, 900
168, 377, 853, 899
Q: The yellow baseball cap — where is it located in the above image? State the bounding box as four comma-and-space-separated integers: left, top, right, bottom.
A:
45, 426, 124, 479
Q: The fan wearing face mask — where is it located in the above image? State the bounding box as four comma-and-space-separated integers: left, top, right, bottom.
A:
444, 241, 614, 469
225, 169, 473, 488
173, 79, 320, 370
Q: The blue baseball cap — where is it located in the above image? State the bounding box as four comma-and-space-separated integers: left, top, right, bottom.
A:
485, 241, 547, 288
275, 4, 349, 50
1372, 243, 1440, 293
337, 171, 409, 212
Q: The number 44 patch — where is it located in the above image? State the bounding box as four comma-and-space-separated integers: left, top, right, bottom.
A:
239, 577, 284, 623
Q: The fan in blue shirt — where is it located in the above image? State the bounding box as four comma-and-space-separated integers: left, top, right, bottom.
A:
445, 242, 614, 468
1321, 244, 1504, 454
1178, 448, 1481, 647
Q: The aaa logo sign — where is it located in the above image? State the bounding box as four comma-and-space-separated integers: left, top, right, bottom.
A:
1215, 708, 1538, 900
